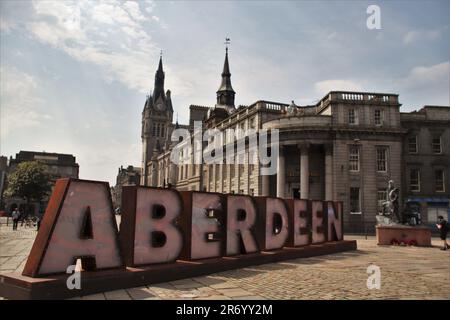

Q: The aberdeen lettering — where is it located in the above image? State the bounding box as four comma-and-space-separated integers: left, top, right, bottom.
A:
22, 178, 343, 277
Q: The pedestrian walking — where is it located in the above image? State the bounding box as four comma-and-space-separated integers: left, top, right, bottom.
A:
11, 208, 20, 231
436, 215, 450, 251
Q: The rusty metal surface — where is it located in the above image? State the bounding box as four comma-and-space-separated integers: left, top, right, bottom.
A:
285, 199, 311, 247
179, 191, 225, 260
22, 179, 123, 277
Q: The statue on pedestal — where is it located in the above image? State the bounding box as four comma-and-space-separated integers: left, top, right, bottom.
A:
378, 180, 401, 225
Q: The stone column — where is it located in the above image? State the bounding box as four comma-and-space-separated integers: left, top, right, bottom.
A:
206, 165, 210, 192
219, 163, 224, 193
276, 146, 285, 198
300, 144, 310, 199
212, 164, 216, 192
187, 147, 193, 179
261, 165, 270, 196
227, 164, 232, 193
324, 143, 333, 201
169, 161, 176, 186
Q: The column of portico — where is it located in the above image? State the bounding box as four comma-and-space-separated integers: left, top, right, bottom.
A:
324, 143, 333, 201
219, 162, 224, 193
224, 163, 231, 193
299, 143, 310, 199
187, 146, 193, 179
261, 164, 270, 196
212, 164, 216, 192
169, 160, 176, 187
205, 164, 210, 192
276, 146, 285, 198
246, 150, 250, 195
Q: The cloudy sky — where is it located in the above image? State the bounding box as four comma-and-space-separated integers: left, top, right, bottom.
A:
1, 0, 449, 185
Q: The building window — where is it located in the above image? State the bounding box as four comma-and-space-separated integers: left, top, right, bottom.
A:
348, 109, 357, 125
349, 146, 360, 172
192, 164, 196, 176
432, 136, 442, 154
377, 189, 387, 214
250, 188, 255, 196
249, 117, 256, 129
350, 187, 361, 214
435, 169, 445, 192
376, 147, 388, 172
156, 123, 160, 137
408, 136, 418, 153
410, 169, 420, 192
374, 109, 383, 125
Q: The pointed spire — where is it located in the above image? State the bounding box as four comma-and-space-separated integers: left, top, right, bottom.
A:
157, 51, 163, 72
153, 53, 165, 102
222, 47, 231, 76
217, 39, 235, 107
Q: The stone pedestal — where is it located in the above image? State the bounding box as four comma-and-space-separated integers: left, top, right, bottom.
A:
376, 225, 431, 247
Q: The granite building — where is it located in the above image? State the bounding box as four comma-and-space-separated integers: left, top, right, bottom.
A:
3, 151, 79, 215
401, 106, 450, 226
140, 49, 450, 233
112, 165, 141, 210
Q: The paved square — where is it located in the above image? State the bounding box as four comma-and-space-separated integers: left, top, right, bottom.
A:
1, 223, 449, 300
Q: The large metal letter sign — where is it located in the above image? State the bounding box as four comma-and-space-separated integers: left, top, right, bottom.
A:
22, 179, 123, 277
0, 178, 356, 299
120, 186, 183, 266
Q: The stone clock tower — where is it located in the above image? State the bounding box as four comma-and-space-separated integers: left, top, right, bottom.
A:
141, 56, 174, 185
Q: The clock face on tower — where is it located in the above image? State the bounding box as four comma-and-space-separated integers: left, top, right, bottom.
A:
156, 102, 165, 111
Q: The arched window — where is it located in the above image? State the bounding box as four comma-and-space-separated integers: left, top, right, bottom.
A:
156, 123, 160, 137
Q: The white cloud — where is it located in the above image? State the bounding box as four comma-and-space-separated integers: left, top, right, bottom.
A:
0, 66, 48, 137
396, 61, 450, 108
405, 61, 450, 85
123, 1, 146, 22
314, 79, 363, 96
25, 0, 159, 93
403, 29, 441, 44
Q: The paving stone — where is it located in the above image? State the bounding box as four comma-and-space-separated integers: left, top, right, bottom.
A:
1, 233, 450, 300
209, 282, 240, 289
232, 296, 267, 300
81, 293, 106, 300
126, 287, 156, 300
198, 295, 232, 300
104, 289, 131, 300
216, 288, 253, 297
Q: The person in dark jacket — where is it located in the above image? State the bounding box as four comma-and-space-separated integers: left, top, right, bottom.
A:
11, 208, 20, 230
436, 215, 450, 250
